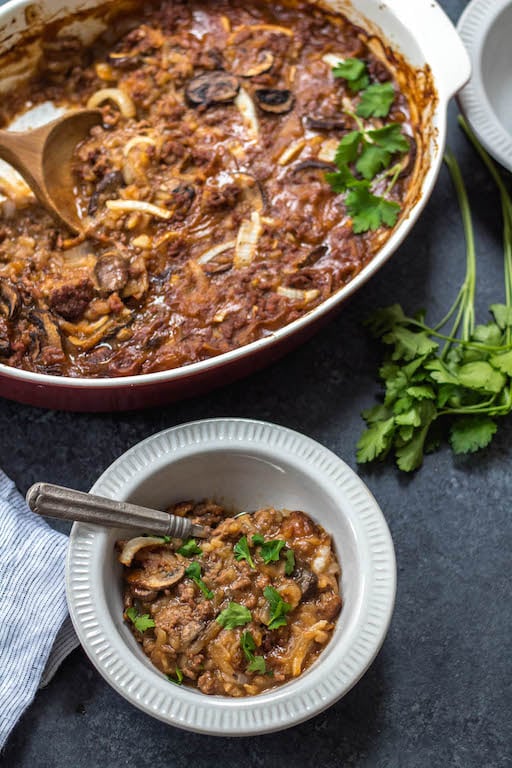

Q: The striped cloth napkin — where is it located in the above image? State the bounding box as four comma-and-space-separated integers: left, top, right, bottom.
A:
0, 470, 78, 749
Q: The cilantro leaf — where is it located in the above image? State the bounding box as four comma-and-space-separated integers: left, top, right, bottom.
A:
356, 82, 395, 118
367, 123, 410, 153
406, 385, 436, 400
335, 131, 363, 167
345, 184, 401, 233
177, 538, 203, 557
383, 326, 439, 361
233, 536, 255, 569
240, 631, 268, 674
259, 539, 286, 565
365, 304, 407, 335
284, 549, 295, 576
252, 534, 265, 546
457, 361, 506, 393
247, 656, 267, 674
356, 144, 391, 180
356, 417, 395, 463
185, 561, 214, 599
489, 350, 512, 376
167, 668, 183, 685
126, 607, 155, 633
332, 58, 369, 92
395, 422, 431, 472
216, 602, 252, 629
490, 304, 512, 329
450, 416, 497, 454
263, 586, 292, 630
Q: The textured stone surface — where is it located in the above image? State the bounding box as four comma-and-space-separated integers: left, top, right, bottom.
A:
1, 0, 511, 765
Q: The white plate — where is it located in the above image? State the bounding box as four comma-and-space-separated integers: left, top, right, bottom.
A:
458, 0, 512, 172
66, 418, 396, 735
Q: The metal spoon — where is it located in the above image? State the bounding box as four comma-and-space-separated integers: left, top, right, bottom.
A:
26, 482, 208, 539
0, 109, 102, 233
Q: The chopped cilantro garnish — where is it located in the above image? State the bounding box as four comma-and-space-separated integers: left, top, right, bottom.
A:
126, 607, 155, 633
332, 57, 369, 92
167, 668, 183, 685
185, 561, 213, 599
251, 534, 265, 546
160, 535, 172, 544
216, 602, 252, 629
240, 631, 268, 675
233, 536, 255, 569
259, 539, 286, 565
263, 586, 292, 630
284, 549, 295, 576
177, 538, 203, 557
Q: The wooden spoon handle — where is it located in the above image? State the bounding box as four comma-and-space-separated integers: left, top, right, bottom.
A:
26, 482, 208, 539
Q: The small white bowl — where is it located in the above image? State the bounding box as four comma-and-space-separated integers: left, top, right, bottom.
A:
458, 0, 512, 172
66, 419, 396, 736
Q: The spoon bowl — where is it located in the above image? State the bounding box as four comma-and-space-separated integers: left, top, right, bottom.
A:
0, 108, 102, 232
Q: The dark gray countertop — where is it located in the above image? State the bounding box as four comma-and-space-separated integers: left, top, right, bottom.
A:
1, 0, 511, 765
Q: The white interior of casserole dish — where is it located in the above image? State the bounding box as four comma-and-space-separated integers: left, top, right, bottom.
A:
67, 419, 396, 735
0, 0, 471, 390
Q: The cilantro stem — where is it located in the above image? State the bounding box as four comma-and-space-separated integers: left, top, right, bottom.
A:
459, 115, 512, 347
343, 107, 365, 133
443, 149, 476, 348
384, 163, 402, 196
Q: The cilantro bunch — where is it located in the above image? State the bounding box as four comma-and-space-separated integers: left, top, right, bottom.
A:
357, 117, 512, 471
326, 58, 409, 233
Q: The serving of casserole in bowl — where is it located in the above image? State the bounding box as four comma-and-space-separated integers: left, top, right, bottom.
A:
0, 0, 470, 410
66, 418, 396, 734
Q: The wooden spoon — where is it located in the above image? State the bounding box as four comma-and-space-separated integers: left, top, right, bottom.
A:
0, 108, 102, 233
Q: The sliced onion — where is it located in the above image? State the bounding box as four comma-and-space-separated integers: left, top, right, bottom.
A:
123, 136, 157, 156
235, 88, 259, 141
197, 239, 237, 265
105, 199, 172, 220
87, 87, 136, 118
233, 23, 293, 37
317, 139, 339, 163
234, 211, 262, 268
322, 53, 345, 69
119, 536, 169, 567
277, 139, 306, 166
277, 286, 320, 302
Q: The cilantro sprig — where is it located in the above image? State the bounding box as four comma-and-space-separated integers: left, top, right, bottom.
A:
263, 586, 292, 630
240, 631, 268, 675
250, 534, 295, 571
126, 607, 155, 633
185, 561, 213, 599
325, 75, 409, 234
357, 117, 512, 470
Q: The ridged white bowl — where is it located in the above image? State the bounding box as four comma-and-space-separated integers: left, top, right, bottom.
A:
458, 0, 512, 172
66, 419, 396, 735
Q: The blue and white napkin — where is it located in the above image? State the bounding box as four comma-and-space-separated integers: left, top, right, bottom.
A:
0, 470, 78, 749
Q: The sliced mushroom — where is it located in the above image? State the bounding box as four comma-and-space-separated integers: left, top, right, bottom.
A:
126, 564, 186, 591
95, 252, 129, 294
291, 160, 336, 174
130, 586, 159, 601
88, 170, 125, 216
186, 71, 240, 106
119, 536, 171, 567
29, 310, 63, 350
305, 116, 348, 132
297, 245, 328, 268
0, 317, 10, 356
0, 280, 20, 319
294, 566, 318, 599
254, 88, 295, 114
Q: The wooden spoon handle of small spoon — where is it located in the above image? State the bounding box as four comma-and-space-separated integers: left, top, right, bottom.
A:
26, 482, 208, 539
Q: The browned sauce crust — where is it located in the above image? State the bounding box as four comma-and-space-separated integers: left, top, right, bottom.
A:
0, 0, 418, 378
118, 501, 341, 696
